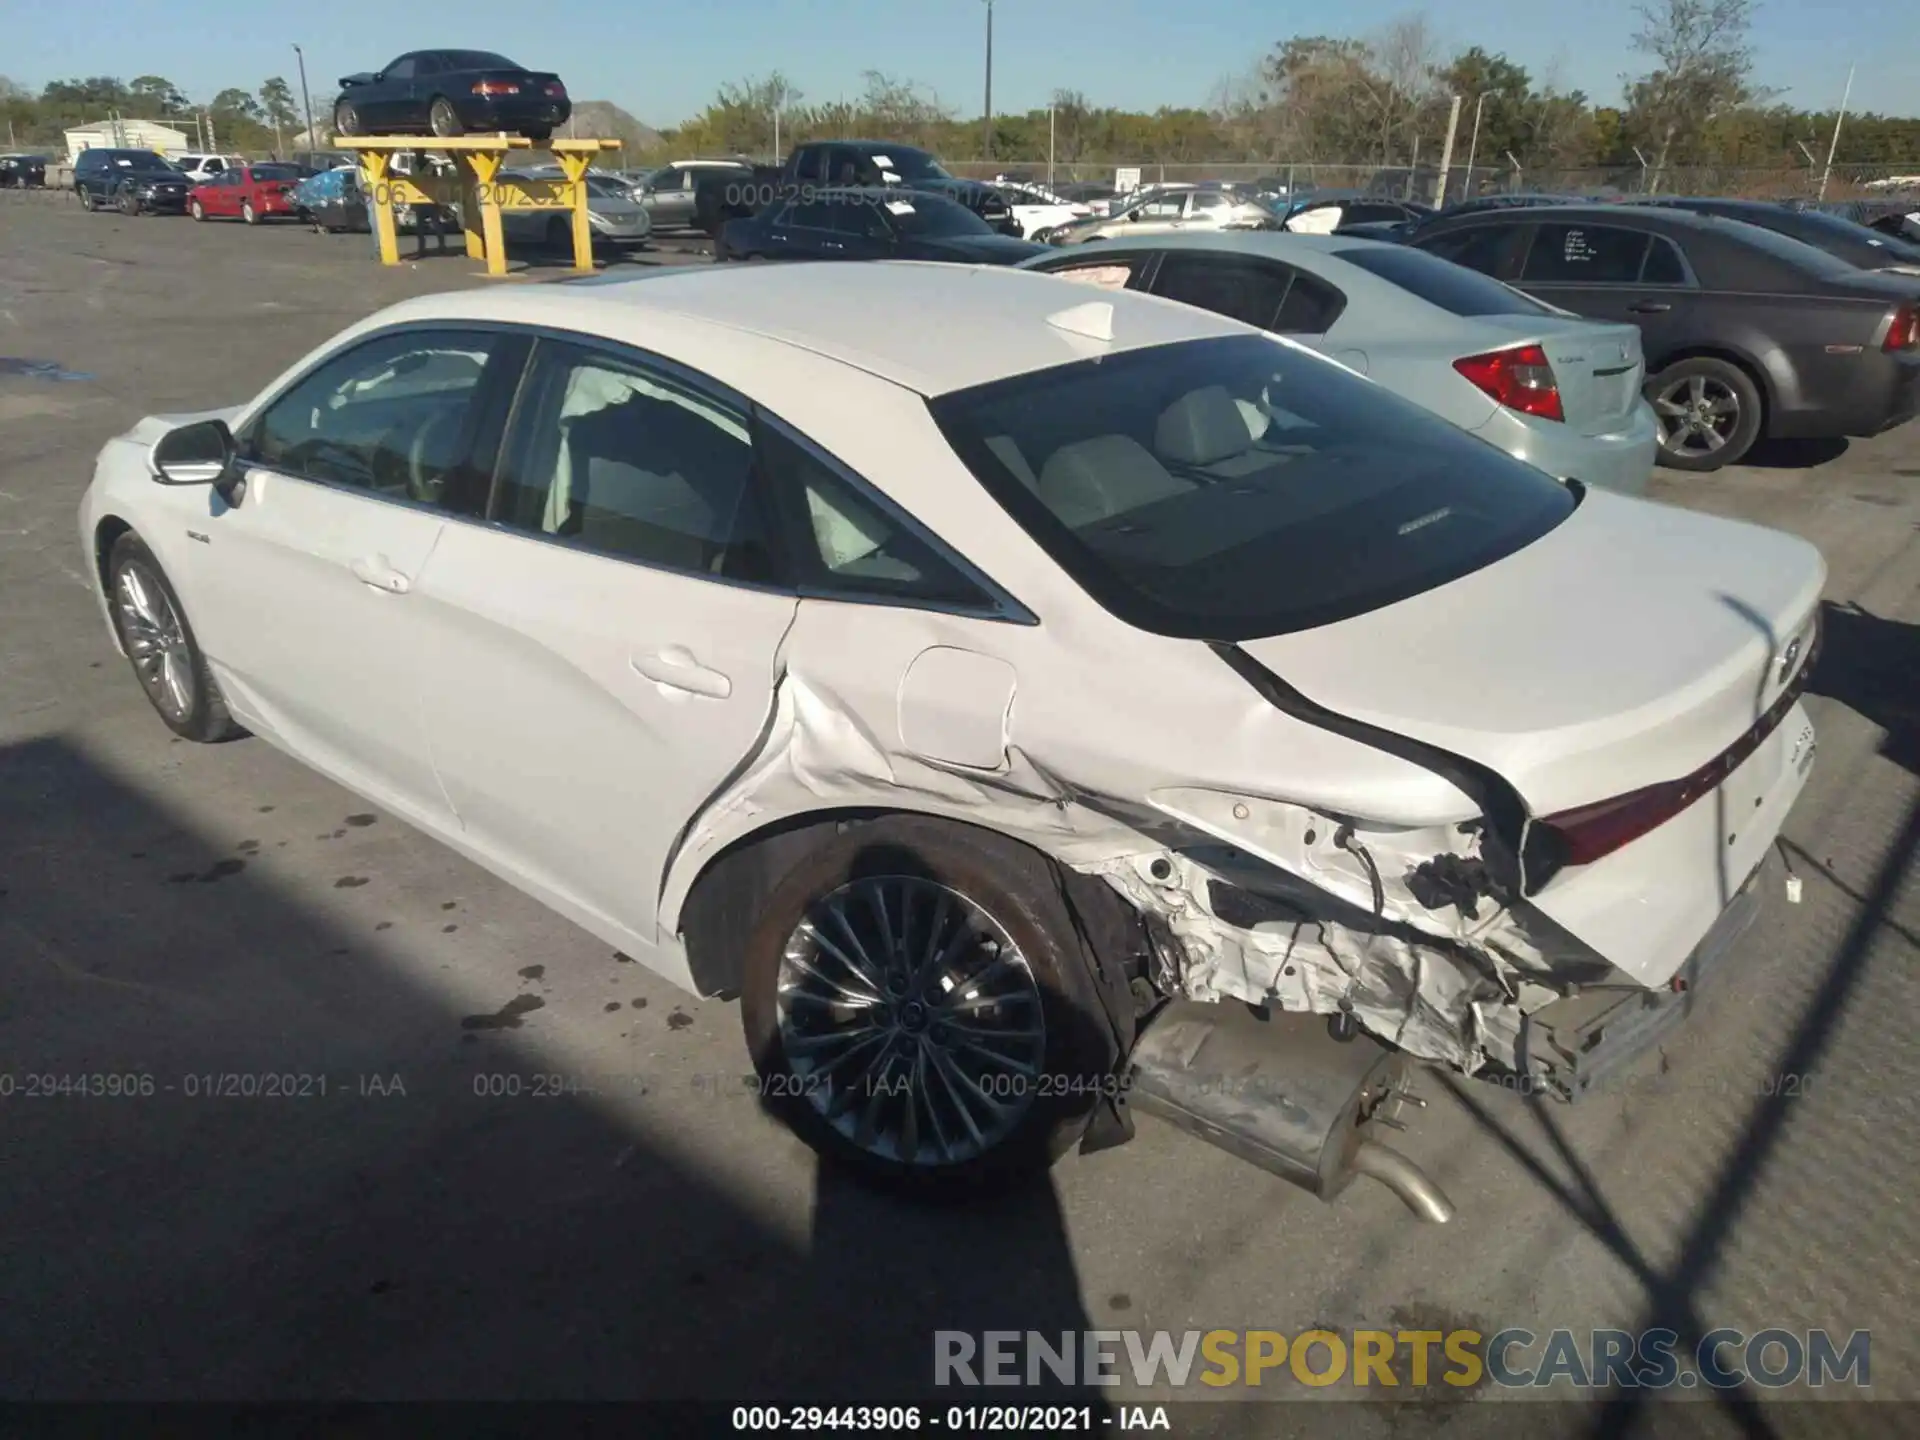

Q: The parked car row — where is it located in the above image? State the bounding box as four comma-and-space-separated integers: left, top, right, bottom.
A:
82, 254, 1837, 1215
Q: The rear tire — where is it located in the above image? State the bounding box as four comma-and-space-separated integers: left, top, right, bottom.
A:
525, 126, 553, 143
106, 533, 240, 744
429, 97, 464, 137
738, 816, 1120, 1197
1648, 356, 1762, 472
241, 200, 258, 225
78, 187, 96, 211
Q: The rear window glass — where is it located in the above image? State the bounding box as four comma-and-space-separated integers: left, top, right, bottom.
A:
928, 334, 1575, 640
1331, 245, 1553, 316
251, 164, 299, 181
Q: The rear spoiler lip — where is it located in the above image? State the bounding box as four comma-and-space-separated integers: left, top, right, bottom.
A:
1211, 642, 1564, 897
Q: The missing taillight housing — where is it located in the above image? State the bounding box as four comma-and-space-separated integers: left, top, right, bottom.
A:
545, 81, 568, 98
1539, 611, 1822, 868
1453, 343, 1564, 422
472, 80, 521, 96
1885, 304, 1919, 353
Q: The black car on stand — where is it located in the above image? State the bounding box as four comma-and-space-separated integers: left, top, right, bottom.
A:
333, 50, 570, 141
1408, 203, 1920, 470
72, 149, 189, 215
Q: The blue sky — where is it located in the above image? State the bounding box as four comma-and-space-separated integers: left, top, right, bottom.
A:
8, 0, 1917, 129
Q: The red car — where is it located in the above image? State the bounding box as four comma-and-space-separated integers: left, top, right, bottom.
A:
187, 163, 304, 224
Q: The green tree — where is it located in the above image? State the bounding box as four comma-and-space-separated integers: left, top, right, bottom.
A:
1622, 0, 1761, 188
210, 87, 263, 122
259, 76, 297, 151
128, 75, 188, 116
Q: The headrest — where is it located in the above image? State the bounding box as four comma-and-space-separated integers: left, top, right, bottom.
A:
1156, 385, 1254, 466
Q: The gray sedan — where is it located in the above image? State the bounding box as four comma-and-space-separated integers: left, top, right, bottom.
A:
499, 170, 652, 251
1020, 232, 1658, 496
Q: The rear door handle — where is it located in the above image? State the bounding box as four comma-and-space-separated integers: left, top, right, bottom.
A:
630, 646, 732, 699
1628, 301, 1672, 314
349, 555, 411, 594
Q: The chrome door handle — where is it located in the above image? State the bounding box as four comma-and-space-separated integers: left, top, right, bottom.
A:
349, 556, 411, 594
631, 646, 732, 699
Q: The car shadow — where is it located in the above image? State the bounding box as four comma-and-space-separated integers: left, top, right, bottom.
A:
1806, 599, 1920, 777
1739, 436, 1849, 469
0, 733, 1103, 1406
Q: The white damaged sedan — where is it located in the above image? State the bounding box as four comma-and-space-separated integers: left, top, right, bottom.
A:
78, 263, 1823, 1213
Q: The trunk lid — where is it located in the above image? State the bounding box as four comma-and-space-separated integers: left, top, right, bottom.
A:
1463, 315, 1646, 436
1234, 487, 1825, 820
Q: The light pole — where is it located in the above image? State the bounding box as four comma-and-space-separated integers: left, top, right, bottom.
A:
292, 44, 315, 148
982, 0, 994, 161
1818, 63, 1856, 202
1462, 91, 1489, 200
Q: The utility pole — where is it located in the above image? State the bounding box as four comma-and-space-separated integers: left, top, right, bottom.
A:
293, 44, 315, 150
1463, 92, 1489, 200
1048, 102, 1055, 187
1817, 63, 1855, 202
773, 105, 780, 164
1431, 93, 1461, 208
982, 0, 994, 161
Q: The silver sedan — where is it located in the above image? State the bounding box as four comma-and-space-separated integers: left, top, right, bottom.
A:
1021, 232, 1658, 496
500, 170, 652, 250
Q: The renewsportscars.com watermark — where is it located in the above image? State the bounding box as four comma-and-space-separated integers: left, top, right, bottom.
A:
935, 1328, 1871, 1390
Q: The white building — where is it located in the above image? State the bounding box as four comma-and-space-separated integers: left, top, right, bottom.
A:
64, 119, 193, 164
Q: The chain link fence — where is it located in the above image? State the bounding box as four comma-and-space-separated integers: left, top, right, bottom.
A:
944, 158, 1920, 204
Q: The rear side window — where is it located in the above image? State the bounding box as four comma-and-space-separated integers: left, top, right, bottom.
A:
1643, 237, 1689, 284
1150, 254, 1296, 330
1522, 224, 1651, 283
928, 333, 1575, 640
1417, 224, 1522, 276
1331, 244, 1554, 317
1035, 258, 1142, 291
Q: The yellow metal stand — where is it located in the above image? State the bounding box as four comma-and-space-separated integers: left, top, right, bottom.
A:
330, 135, 622, 276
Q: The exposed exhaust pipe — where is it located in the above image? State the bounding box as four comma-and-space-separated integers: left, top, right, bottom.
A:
1126, 1000, 1453, 1222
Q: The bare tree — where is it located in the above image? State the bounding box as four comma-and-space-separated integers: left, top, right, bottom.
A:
1359, 13, 1443, 163
1623, 0, 1759, 187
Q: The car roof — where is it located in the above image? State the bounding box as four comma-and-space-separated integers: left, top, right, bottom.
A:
370, 262, 1243, 396
1427, 203, 1719, 230
1027, 231, 1388, 262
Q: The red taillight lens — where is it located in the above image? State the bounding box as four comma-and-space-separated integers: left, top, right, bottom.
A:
1884, 304, 1919, 352
472, 80, 521, 96
1453, 343, 1564, 422
1540, 613, 1821, 868
545, 81, 567, 98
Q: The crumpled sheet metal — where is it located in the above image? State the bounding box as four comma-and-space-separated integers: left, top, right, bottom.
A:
671, 671, 1557, 1076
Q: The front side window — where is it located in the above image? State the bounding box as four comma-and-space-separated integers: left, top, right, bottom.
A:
490, 340, 778, 584
928, 334, 1574, 640
1522, 224, 1652, 284
885, 194, 990, 237
242, 328, 502, 507
383, 57, 417, 81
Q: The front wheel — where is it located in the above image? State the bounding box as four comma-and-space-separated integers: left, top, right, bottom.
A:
738, 817, 1120, 1195
334, 100, 362, 137
118, 188, 141, 216
106, 533, 239, 743
429, 97, 464, 137
1648, 357, 1762, 471
190, 198, 206, 221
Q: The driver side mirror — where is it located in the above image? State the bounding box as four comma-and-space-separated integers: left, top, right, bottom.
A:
151, 419, 234, 485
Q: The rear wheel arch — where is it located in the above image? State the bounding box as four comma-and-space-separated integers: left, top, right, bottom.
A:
1646, 344, 1774, 430
673, 807, 1145, 1012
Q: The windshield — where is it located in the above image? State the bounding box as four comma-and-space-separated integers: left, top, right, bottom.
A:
875, 147, 951, 182
442, 51, 520, 70
928, 334, 1575, 639
1776, 208, 1920, 264
1331, 244, 1555, 316
108, 153, 177, 172
585, 175, 632, 199
887, 194, 991, 236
